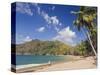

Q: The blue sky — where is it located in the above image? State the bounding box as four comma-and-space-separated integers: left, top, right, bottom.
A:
15, 2, 86, 46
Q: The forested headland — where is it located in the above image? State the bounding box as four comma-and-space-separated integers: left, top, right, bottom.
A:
12, 39, 94, 56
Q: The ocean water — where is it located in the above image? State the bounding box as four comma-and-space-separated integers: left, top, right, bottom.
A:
16, 55, 69, 66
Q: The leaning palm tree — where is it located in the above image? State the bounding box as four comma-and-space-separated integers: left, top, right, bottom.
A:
71, 6, 97, 57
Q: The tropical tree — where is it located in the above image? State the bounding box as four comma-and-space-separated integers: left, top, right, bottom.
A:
71, 6, 97, 57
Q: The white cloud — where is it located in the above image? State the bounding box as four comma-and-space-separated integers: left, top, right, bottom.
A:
52, 6, 55, 10
31, 3, 41, 15
53, 26, 76, 46
37, 7, 41, 14
16, 2, 33, 16
59, 23, 62, 26
37, 27, 45, 32
32, 4, 62, 32
51, 16, 59, 25
32, 4, 61, 27
41, 11, 59, 25
58, 27, 76, 38
41, 11, 51, 24
16, 34, 32, 44
54, 26, 60, 32
40, 11, 61, 32
24, 36, 32, 42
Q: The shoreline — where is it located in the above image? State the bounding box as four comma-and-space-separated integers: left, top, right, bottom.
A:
12, 55, 97, 73
36, 56, 97, 72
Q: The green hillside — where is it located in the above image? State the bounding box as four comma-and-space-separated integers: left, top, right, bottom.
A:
15, 39, 74, 55
11, 39, 93, 56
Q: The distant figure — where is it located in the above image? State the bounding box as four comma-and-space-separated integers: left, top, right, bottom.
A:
48, 60, 51, 65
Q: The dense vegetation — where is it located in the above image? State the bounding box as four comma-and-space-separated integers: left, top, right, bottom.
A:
16, 39, 73, 55
14, 39, 93, 56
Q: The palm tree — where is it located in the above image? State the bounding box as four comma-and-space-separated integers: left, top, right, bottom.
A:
71, 6, 97, 57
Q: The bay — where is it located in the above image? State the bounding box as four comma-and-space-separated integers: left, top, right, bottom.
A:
16, 55, 70, 66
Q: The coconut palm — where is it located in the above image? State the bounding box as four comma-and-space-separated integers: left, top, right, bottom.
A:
71, 6, 97, 57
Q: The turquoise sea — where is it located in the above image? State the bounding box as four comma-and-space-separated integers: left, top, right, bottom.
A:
16, 55, 70, 66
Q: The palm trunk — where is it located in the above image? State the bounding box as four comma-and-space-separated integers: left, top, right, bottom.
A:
81, 28, 97, 57
86, 31, 97, 56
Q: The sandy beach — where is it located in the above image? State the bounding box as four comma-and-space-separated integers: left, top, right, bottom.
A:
14, 56, 97, 73
36, 56, 97, 72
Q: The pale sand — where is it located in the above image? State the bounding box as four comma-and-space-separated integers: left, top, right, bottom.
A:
36, 56, 97, 72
